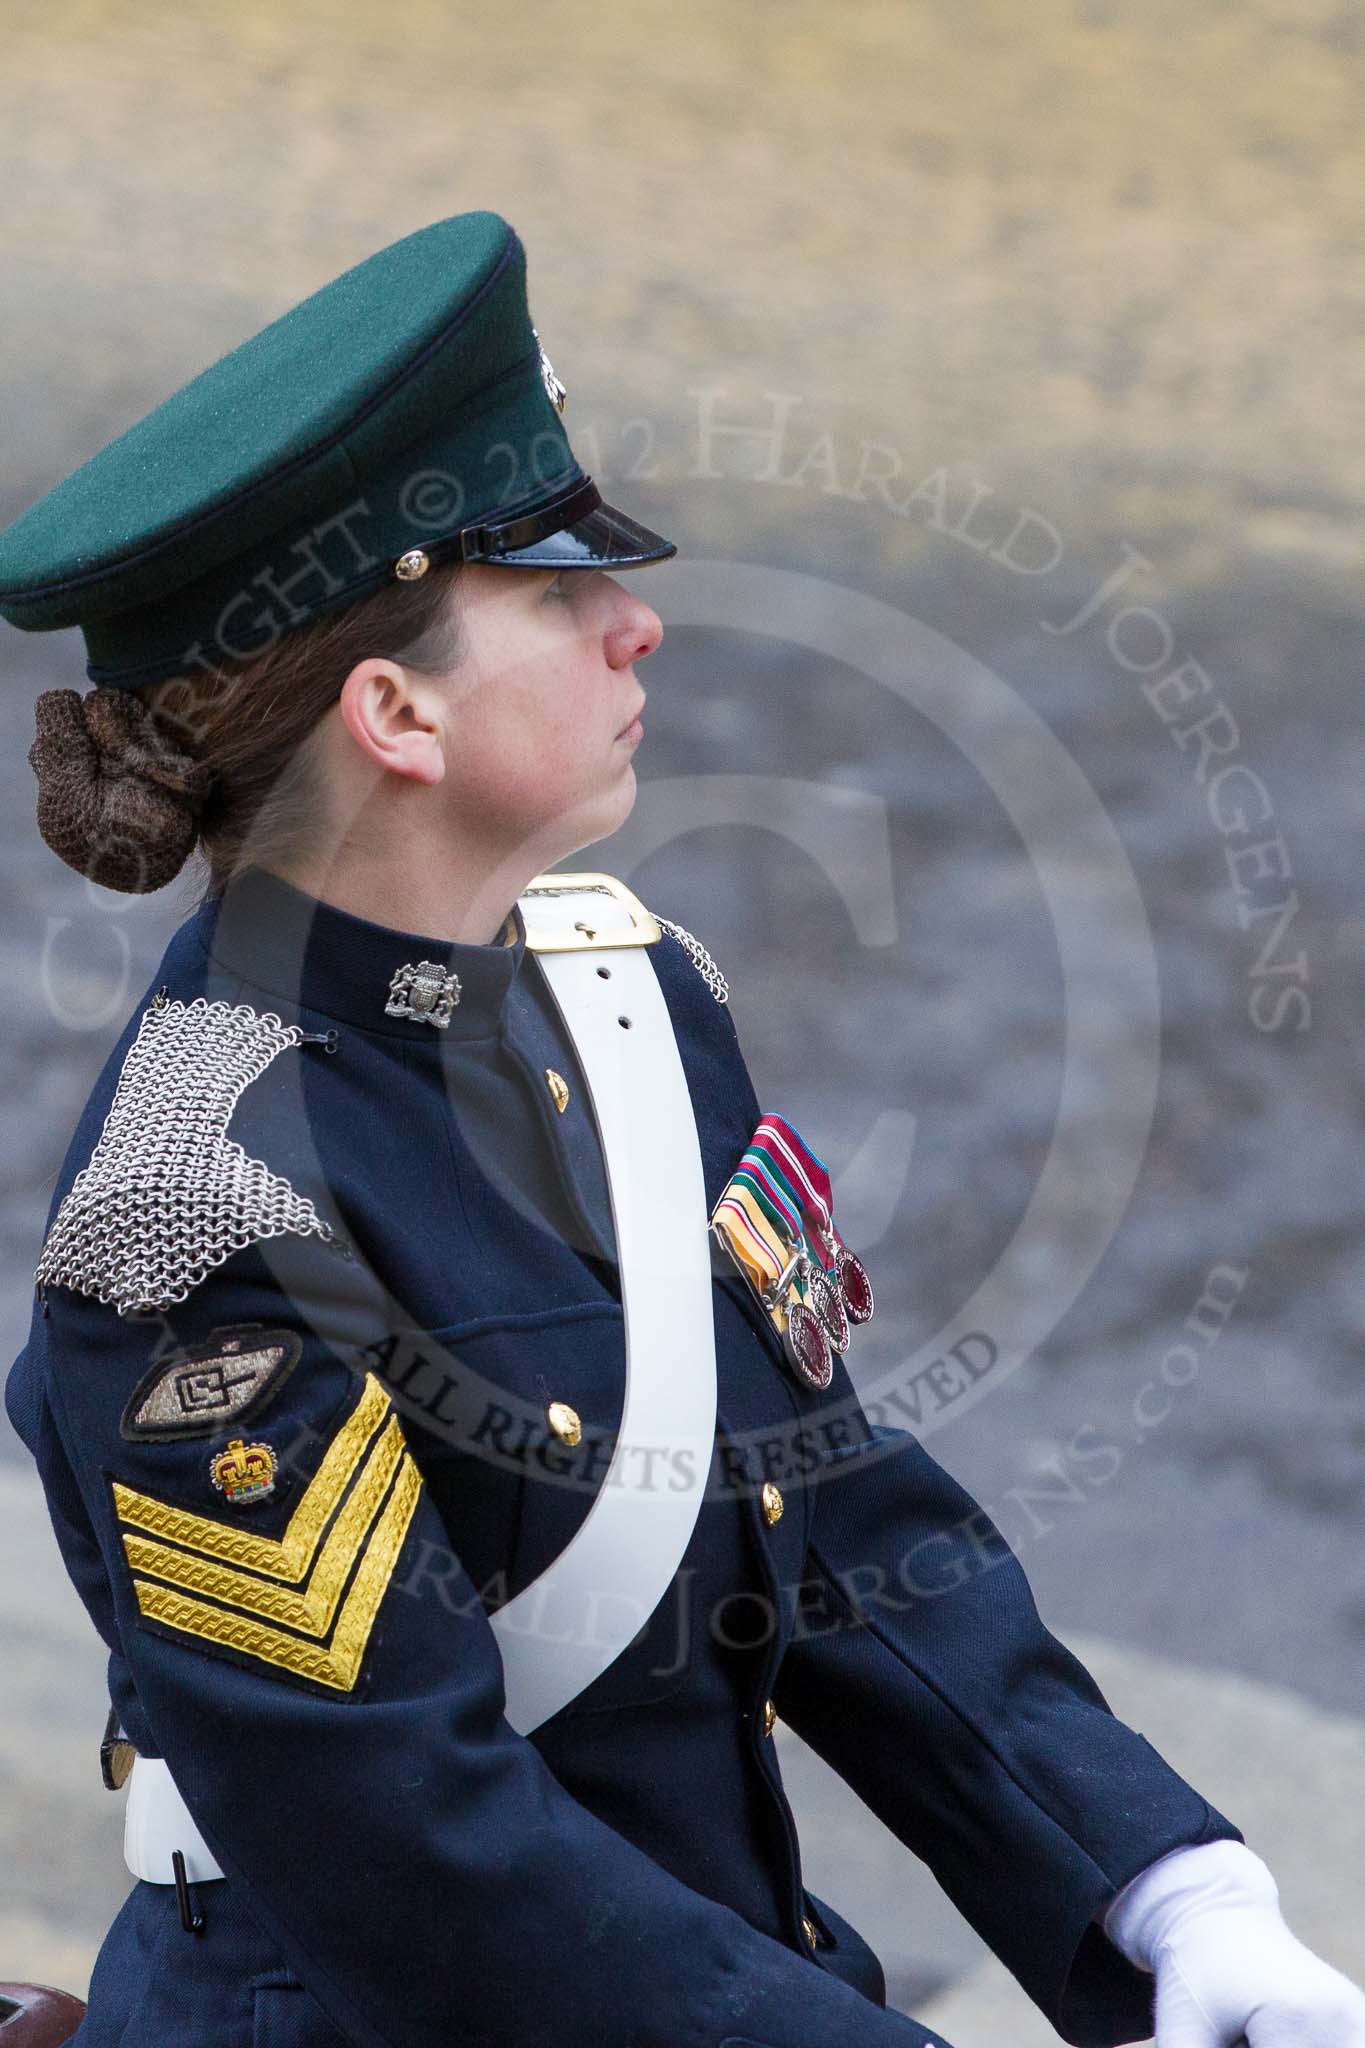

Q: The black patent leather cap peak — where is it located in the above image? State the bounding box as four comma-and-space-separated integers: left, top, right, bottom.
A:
458, 475, 675, 570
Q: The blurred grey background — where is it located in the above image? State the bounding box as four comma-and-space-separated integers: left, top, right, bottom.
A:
1, 1, 1362, 2034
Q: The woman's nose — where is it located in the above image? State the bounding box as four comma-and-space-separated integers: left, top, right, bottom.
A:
605, 587, 664, 668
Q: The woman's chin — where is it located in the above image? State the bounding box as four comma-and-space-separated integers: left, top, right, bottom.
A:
542, 776, 638, 865
598, 766, 640, 838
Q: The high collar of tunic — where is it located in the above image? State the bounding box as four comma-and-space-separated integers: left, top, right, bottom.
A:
194, 860, 528, 1042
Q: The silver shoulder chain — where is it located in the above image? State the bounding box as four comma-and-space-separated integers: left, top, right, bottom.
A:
35, 992, 341, 1318
655, 917, 730, 1004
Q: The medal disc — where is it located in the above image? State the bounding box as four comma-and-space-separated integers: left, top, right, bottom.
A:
836, 1244, 874, 1325
783, 1298, 833, 1390
809, 1265, 849, 1353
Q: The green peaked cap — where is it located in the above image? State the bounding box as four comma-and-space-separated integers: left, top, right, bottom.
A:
0, 210, 673, 689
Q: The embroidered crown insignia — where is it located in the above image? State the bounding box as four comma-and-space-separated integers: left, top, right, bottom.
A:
209, 1437, 278, 1504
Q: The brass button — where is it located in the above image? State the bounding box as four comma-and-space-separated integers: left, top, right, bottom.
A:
801, 1914, 818, 1948
544, 1068, 570, 1113
547, 1401, 582, 1446
761, 1481, 784, 1525
762, 1698, 777, 1738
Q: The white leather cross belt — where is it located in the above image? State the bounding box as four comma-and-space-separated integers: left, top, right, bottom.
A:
125, 872, 717, 1883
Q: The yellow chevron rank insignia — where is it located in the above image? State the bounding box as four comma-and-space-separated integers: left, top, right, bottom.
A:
110, 1372, 422, 1694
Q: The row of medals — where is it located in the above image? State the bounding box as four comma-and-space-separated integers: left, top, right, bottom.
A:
709, 1114, 874, 1390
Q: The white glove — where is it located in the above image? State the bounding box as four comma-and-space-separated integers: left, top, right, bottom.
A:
1102, 1839, 1365, 2047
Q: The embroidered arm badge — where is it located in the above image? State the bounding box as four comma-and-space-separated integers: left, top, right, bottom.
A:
110, 1372, 422, 1694
120, 1325, 302, 1441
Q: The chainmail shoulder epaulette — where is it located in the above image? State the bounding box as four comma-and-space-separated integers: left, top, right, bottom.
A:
654, 917, 729, 1004
35, 991, 341, 1318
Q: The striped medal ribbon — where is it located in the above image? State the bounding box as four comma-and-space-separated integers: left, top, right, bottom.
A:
749, 1113, 874, 1329
710, 1111, 876, 1390
732, 1140, 850, 1356
710, 1168, 835, 1390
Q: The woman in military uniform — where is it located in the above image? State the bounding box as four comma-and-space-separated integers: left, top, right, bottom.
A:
2, 213, 1362, 2048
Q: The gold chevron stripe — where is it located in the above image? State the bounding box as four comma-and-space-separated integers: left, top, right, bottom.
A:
111, 1371, 390, 1581
121, 1414, 404, 1635
131, 1450, 423, 1691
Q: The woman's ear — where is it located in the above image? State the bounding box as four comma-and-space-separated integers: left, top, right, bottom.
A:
336, 659, 447, 787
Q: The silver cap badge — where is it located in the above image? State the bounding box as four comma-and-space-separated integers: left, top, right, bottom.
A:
385, 959, 462, 1028
532, 326, 567, 414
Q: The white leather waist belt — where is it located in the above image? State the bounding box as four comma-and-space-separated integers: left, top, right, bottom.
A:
125, 1757, 225, 1884
125, 872, 717, 1881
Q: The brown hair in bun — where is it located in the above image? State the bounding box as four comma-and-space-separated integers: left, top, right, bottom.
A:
28, 685, 211, 895
26, 557, 465, 900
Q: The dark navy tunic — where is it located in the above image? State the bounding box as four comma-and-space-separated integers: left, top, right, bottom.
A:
4, 863, 1245, 2048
